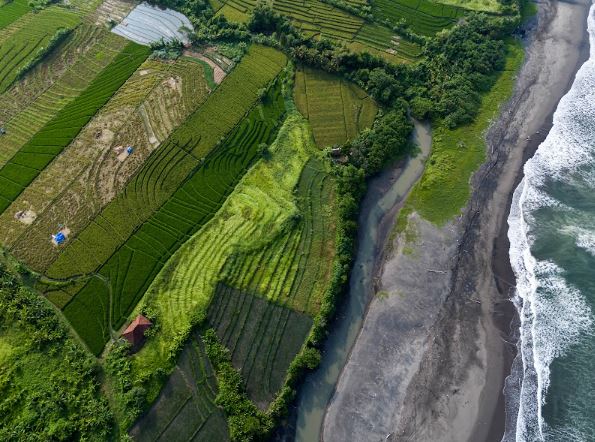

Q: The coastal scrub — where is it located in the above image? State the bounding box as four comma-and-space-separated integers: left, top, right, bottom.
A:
407, 40, 524, 225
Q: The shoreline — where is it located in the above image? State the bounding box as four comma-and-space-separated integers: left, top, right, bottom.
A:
315, 0, 592, 441
491, 7, 592, 438
406, 0, 593, 439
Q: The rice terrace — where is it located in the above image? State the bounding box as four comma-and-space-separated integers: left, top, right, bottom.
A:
0, 0, 529, 440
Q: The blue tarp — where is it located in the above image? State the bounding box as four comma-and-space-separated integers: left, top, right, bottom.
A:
54, 232, 65, 244
127, 146, 134, 154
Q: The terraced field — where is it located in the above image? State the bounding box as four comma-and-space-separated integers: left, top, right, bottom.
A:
1, 57, 211, 269
0, 0, 30, 31
216, 0, 420, 61
125, 113, 336, 413
294, 66, 378, 148
129, 332, 229, 442
0, 6, 81, 94
208, 284, 313, 408
0, 42, 150, 215
373, 0, 466, 36
40, 52, 287, 354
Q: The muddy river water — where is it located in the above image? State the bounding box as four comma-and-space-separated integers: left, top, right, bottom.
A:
294, 121, 432, 441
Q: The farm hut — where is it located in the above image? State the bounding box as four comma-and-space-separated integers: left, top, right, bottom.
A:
122, 315, 152, 351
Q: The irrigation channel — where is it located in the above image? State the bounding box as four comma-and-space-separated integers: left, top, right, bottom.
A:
294, 120, 432, 441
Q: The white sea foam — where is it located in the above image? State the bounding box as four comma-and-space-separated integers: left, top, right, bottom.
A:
506, 5, 595, 441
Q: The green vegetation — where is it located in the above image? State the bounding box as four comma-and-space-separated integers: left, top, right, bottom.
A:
294, 65, 378, 148
45, 45, 287, 278
0, 6, 80, 93
435, 0, 501, 13
208, 284, 313, 407
0, 265, 112, 440
14, 27, 73, 80
0, 0, 31, 30
58, 71, 286, 355
372, 0, 465, 36
0, 42, 150, 215
406, 41, 523, 224
0, 27, 129, 167
129, 332, 229, 441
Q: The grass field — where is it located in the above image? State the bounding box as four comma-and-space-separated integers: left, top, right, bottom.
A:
208, 284, 313, 408
0, 42, 150, 216
352, 23, 423, 62
55, 72, 286, 355
0, 0, 31, 31
129, 332, 229, 442
406, 41, 524, 225
0, 6, 81, 94
435, 0, 501, 13
294, 66, 377, 148
372, 0, 466, 36
2, 57, 211, 272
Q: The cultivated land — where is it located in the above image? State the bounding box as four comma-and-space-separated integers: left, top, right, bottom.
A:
294, 66, 377, 148
0, 0, 533, 440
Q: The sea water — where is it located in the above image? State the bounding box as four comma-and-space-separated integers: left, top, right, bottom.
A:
506, 5, 595, 441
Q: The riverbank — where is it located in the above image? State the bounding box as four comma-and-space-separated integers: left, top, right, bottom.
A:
321, 0, 592, 441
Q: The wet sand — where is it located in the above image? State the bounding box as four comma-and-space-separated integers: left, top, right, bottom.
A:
320, 1, 592, 441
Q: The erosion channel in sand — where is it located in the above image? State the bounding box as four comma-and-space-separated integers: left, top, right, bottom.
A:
294, 121, 432, 442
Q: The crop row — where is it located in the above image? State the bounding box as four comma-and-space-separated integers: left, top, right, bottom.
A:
207, 283, 313, 407
0, 25, 121, 144
373, 0, 464, 36
0, 0, 30, 31
1, 57, 211, 272
0, 7, 81, 93
45, 45, 287, 279
354, 23, 423, 61
129, 332, 229, 441
60, 80, 287, 355
0, 42, 150, 215
294, 66, 378, 148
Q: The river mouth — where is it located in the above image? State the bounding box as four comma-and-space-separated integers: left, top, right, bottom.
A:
294, 121, 431, 442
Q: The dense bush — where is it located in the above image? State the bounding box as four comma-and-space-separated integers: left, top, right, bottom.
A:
0, 265, 113, 440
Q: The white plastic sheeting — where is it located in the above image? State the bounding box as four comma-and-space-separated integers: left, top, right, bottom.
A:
112, 2, 193, 46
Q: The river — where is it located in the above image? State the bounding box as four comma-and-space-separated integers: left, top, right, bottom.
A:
294, 121, 432, 441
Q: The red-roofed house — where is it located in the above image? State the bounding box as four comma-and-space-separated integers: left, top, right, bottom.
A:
122, 315, 152, 351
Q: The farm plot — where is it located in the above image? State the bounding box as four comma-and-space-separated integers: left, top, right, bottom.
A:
112, 2, 194, 46
42, 45, 287, 278
372, 0, 465, 36
0, 29, 129, 167
208, 284, 313, 408
0, 0, 30, 31
126, 113, 334, 398
0, 6, 81, 94
0, 42, 150, 216
90, 0, 137, 27
217, 0, 363, 40
129, 332, 229, 442
57, 77, 286, 355
352, 23, 423, 63
294, 66, 377, 148
2, 57, 211, 268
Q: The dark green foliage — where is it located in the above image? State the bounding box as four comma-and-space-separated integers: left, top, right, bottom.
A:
203, 329, 273, 441
348, 105, 414, 176
0, 42, 150, 215
247, 3, 292, 35
0, 265, 113, 440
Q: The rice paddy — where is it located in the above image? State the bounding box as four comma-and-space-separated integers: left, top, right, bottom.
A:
294, 66, 378, 148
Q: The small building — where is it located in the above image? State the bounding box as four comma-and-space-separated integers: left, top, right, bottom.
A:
122, 314, 152, 352
52, 232, 66, 245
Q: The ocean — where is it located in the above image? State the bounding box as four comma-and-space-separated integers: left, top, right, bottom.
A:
505, 5, 595, 441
